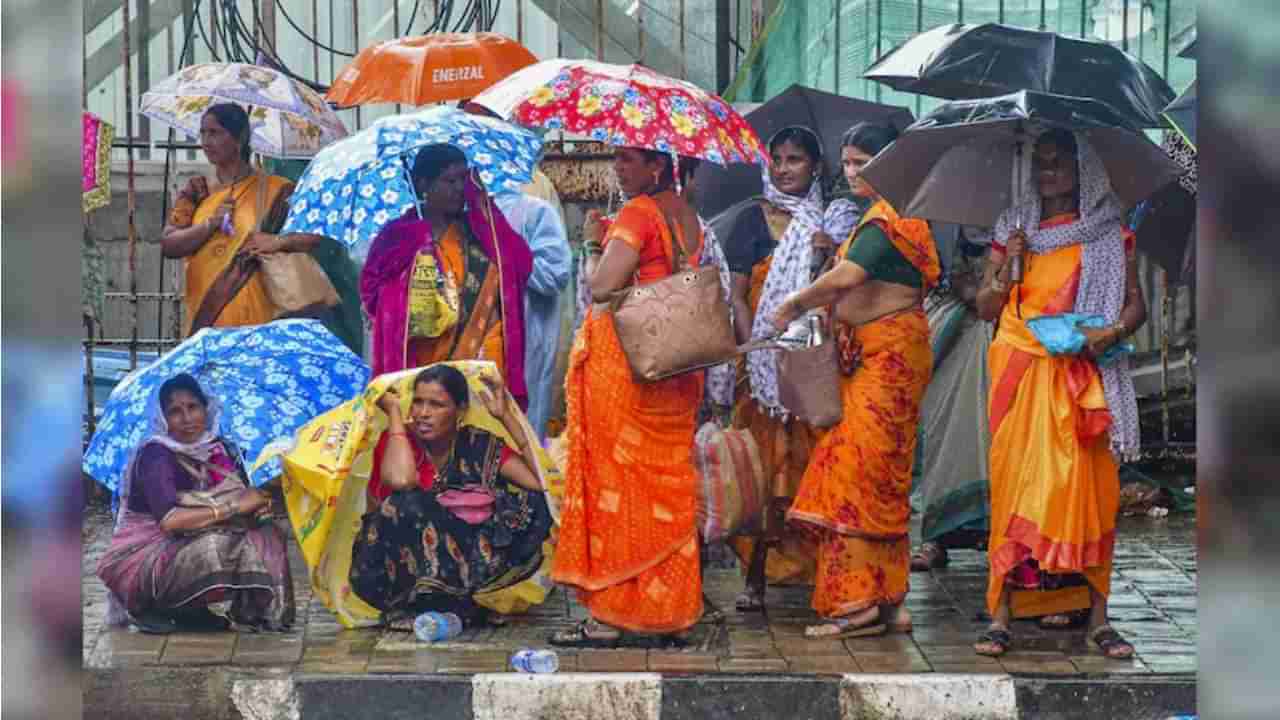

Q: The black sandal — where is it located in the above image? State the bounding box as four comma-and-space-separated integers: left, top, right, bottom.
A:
734, 588, 765, 613
549, 619, 621, 649
910, 542, 949, 572
170, 606, 231, 632
1089, 624, 1136, 659
131, 612, 178, 635
974, 625, 1013, 657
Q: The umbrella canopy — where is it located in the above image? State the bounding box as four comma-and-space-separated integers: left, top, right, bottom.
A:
83, 111, 113, 213
1177, 27, 1197, 59
859, 90, 1182, 229
82, 319, 371, 491
326, 33, 539, 108
1163, 80, 1196, 150
281, 106, 542, 257
474, 59, 766, 167
864, 23, 1175, 128
692, 84, 914, 219
140, 63, 348, 159
1132, 129, 1197, 280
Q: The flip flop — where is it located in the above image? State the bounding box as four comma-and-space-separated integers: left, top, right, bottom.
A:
805, 616, 887, 640
1089, 624, 1136, 659
549, 619, 622, 649
974, 625, 1012, 657
734, 589, 765, 613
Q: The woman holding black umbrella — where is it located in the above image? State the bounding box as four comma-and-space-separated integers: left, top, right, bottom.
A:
972, 129, 1145, 659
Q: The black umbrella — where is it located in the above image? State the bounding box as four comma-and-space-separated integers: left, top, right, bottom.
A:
1177, 27, 1197, 59
1163, 81, 1196, 150
858, 90, 1182, 229
1133, 181, 1195, 281
863, 23, 1175, 129
692, 84, 914, 219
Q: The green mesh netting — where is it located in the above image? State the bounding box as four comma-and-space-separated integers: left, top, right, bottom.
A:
725, 0, 1196, 112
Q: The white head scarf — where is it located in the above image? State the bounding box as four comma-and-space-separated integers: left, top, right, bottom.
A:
992, 131, 1140, 460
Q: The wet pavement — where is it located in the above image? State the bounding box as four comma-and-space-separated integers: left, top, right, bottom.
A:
81, 505, 1196, 678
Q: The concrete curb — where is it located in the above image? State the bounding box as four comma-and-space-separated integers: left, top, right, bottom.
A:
82, 668, 1196, 720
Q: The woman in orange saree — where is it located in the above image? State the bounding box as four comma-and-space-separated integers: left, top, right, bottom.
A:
550, 147, 705, 646
972, 130, 1145, 659
770, 122, 939, 638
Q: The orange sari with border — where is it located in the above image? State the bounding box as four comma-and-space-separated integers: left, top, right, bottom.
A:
786, 200, 938, 618
729, 201, 819, 585
985, 213, 1129, 615
551, 195, 704, 634
182, 174, 292, 335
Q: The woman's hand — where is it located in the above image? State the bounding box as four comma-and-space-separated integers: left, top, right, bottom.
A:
1081, 326, 1119, 359
376, 387, 403, 418
1004, 229, 1028, 261
770, 295, 803, 333
475, 373, 510, 420
811, 231, 836, 252
180, 175, 210, 205
583, 209, 606, 246
242, 231, 287, 256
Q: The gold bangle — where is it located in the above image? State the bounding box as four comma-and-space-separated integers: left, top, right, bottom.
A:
211, 505, 221, 522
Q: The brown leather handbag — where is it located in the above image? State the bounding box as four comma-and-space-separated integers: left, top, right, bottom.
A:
607, 209, 738, 382
777, 314, 844, 428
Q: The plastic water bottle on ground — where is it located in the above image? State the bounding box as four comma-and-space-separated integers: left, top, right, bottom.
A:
413, 611, 463, 643
510, 647, 559, 673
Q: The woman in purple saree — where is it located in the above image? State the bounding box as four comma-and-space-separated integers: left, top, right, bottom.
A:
360, 144, 534, 409
96, 373, 294, 634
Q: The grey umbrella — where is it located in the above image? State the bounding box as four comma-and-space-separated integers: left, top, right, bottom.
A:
859, 90, 1182, 230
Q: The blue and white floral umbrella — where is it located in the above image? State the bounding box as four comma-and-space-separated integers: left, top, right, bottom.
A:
82, 320, 370, 491
281, 106, 542, 260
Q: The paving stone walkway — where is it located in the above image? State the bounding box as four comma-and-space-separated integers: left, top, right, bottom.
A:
82, 505, 1196, 678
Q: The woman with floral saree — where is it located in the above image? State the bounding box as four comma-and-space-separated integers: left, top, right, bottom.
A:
360, 144, 534, 411
96, 373, 294, 634
550, 147, 706, 647
770, 122, 939, 639
972, 129, 1145, 659
348, 365, 552, 629
161, 103, 363, 354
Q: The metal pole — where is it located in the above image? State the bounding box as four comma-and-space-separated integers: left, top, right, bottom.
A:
958, 0, 964, 25
354, 0, 361, 128
1039, 0, 1046, 30
394, 0, 402, 115
1163, 0, 1172, 78
679, 0, 687, 79
1161, 273, 1172, 445
313, 0, 320, 80
1081, 0, 1087, 37
998, 0, 1004, 24
556, 0, 563, 58
124, 0, 140, 370
517, 0, 524, 43
717, 0, 731, 93
833, 0, 841, 94
84, 311, 97, 437
638, 1, 645, 65
139, 0, 152, 160
1122, 0, 1129, 52
915, 0, 922, 115
875, 0, 882, 103
596, 0, 603, 60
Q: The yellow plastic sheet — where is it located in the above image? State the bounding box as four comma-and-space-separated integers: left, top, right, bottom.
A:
254, 361, 563, 628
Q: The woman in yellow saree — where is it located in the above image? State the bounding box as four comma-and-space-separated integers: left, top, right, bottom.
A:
161, 104, 362, 352
550, 147, 705, 647
770, 122, 939, 638
972, 130, 1145, 659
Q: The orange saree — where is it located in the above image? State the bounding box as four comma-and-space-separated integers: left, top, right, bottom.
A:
181, 174, 292, 335
730, 202, 819, 585
985, 214, 1127, 616
551, 195, 704, 633
786, 200, 939, 618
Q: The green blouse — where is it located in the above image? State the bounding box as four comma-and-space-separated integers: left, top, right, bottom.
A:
845, 222, 923, 288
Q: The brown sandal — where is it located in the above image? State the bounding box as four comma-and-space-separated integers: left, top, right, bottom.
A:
1089, 624, 1136, 659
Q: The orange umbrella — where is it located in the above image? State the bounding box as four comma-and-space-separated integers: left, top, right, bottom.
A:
326, 32, 538, 108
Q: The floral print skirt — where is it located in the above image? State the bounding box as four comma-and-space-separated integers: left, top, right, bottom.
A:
349, 486, 552, 619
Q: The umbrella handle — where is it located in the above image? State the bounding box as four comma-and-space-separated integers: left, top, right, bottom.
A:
401, 156, 424, 220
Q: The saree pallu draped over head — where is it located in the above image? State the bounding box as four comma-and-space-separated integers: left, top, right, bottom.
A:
361, 173, 533, 408
553, 194, 705, 634
783, 201, 938, 619
992, 133, 1139, 461
96, 396, 294, 629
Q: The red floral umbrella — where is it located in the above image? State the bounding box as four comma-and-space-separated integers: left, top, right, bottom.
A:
473, 59, 767, 167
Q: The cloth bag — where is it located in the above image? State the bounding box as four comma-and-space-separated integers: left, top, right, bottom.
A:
692, 422, 766, 542
607, 208, 738, 382
777, 307, 844, 427
249, 170, 341, 319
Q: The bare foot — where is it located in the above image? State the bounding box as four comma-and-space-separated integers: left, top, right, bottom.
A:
805, 606, 883, 638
